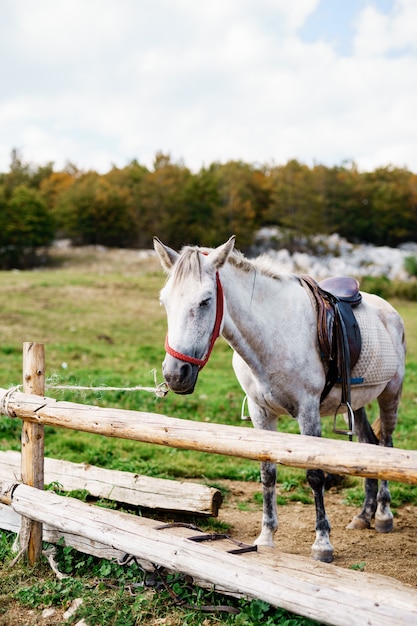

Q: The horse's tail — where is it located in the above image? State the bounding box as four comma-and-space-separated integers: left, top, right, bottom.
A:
371, 416, 381, 440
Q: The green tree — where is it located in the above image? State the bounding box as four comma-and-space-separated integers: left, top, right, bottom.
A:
0, 149, 54, 199
2, 151, 417, 253
359, 167, 414, 245
200, 160, 269, 249
0, 185, 55, 268
133, 153, 193, 248
319, 164, 417, 245
318, 163, 365, 240
55, 171, 138, 247
264, 160, 327, 241
177, 166, 221, 245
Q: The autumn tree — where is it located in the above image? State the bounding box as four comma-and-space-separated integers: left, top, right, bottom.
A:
264, 160, 328, 244
2, 149, 417, 257
132, 153, 193, 248
0, 149, 54, 198
39, 170, 76, 237
55, 171, 138, 246
202, 160, 269, 248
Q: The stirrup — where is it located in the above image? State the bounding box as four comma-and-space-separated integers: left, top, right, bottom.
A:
333, 402, 355, 438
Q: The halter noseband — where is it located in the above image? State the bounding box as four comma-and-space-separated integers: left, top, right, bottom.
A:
164, 269, 224, 370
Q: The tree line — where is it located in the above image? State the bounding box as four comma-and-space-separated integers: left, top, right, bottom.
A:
1, 148, 417, 269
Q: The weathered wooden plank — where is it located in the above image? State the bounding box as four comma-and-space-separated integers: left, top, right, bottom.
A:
0, 502, 149, 568
0, 502, 20, 532
2, 482, 417, 626
0, 502, 237, 596
0, 450, 221, 516
1, 387, 417, 483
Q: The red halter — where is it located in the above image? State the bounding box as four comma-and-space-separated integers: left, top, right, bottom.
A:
164, 270, 224, 369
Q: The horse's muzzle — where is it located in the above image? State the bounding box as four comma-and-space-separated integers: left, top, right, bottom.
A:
162, 357, 199, 394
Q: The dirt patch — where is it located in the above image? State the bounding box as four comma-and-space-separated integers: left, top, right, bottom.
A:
218, 480, 417, 588
0, 605, 66, 626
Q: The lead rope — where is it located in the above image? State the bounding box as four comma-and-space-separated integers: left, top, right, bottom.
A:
0, 385, 21, 418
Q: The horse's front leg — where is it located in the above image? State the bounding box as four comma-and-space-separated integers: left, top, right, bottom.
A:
299, 412, 333, 563
307, 468, 333, 562
247, 399, 278, 547
254, 460, 278, 547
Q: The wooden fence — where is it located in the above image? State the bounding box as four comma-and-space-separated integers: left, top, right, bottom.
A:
1, 342, 417, 625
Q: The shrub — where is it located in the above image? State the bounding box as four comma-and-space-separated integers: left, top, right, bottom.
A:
404, 255, 417, 278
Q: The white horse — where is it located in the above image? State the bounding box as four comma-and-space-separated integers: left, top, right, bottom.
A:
154, 236, 406, 562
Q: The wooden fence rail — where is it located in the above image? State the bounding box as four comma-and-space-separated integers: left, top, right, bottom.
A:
1, 386, 417, 484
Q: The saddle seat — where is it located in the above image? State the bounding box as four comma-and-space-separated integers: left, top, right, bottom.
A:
318, 276, 361, 301
300, 275, 362, 408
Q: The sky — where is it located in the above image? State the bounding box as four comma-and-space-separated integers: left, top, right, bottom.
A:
1, 0, 417, 174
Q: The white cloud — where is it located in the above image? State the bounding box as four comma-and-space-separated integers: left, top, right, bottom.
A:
0, 0, 416, 173
354, 0, 417, 56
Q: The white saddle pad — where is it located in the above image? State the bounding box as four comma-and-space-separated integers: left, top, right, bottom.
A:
351, 306, 398, 385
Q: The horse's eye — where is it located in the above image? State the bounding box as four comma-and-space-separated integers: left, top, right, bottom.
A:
199, 298, 211, 308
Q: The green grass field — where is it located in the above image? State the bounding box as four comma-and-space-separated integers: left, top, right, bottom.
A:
1, 247, 416, 625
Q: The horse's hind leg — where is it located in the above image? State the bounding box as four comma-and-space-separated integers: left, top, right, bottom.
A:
347, 382, 400, 533
373, 382, 402, 533
346, 407, 379, 530
375, 478, 393, 533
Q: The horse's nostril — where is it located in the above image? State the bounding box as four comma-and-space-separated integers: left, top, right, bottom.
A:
179, 362, 192, 382
163, 359, 198, 394
163, 359, 194, 385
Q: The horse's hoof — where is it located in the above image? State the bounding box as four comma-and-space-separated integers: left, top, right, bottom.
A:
311, 546, 333, 563
375, 515, 394, 533
346, 515, 370, 530
254, 531, 275, 548
311, 533, 333, 562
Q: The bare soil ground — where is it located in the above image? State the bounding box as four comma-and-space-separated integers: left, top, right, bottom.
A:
220, 480, 417, 588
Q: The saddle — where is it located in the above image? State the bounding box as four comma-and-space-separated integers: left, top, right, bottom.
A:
300, 275, 362, 433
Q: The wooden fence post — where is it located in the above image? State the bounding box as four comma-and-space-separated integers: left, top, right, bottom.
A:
20, 342, 45, 564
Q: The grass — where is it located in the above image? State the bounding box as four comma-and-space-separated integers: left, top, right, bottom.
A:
0, 247, 417, 624
0, 530, 319, 626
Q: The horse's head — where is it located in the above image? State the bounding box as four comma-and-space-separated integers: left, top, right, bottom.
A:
154, 236, 235, 394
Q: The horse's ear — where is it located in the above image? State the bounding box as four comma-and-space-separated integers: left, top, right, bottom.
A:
153, 237, 179, 272
208, 235, 236, 269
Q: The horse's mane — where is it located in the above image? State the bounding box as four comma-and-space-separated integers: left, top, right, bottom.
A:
227, 249, 289, 280
172, 245, 291, 284
171, 247, 205, 285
